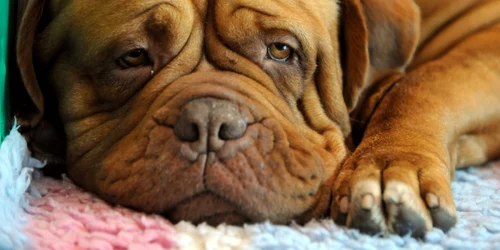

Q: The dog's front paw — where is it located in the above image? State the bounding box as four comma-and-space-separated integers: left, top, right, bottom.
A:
331, 150, 457, 237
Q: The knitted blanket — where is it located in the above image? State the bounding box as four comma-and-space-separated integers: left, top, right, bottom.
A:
1, 126, 500, 250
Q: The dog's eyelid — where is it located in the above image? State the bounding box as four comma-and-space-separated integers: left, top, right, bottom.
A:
264, 31, 300, 47
105, 36, 150, 62
116, 48, 153, 69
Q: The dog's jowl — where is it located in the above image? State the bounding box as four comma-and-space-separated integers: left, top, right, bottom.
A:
15, 0, 500, 237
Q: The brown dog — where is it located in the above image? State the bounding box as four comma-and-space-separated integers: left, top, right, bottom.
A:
14, 0, 500, 237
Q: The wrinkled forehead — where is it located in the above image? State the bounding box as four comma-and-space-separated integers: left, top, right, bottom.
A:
61, 0, 339, 29
45, 0, 340, 64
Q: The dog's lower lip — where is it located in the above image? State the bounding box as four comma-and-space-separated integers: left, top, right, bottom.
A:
164, 192, 249, 225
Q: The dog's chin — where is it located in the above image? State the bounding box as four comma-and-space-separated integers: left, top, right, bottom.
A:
165, 192, 249, 226
74, 114, 337, 225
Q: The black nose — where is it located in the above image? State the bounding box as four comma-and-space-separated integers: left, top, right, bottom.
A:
174, 98, 247, 152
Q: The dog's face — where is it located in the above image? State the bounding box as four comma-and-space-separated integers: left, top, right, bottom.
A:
18, 0, 420, 225
23, 0, 350, 225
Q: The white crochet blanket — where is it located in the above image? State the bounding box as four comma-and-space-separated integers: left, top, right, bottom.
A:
1, 126, 500, 250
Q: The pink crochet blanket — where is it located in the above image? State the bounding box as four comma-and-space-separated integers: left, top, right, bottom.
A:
25, 177, 177, 250
21, 164, 500, 250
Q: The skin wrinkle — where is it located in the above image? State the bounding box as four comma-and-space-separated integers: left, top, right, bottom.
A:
146, 6, 196, 71
232, 5, 277, 19
113, 141, 196, 212
71, 71, 191, 162
152, 83, 265, 131
286, 146, 320, 183
215, 121, 321, 199
68, 115, 119, 141
135, 2, 179, 19
206, 161, 261, 216
67, 105, 142, 164
240, 135, 271, 191
209, 24, 283, 101
207, 160, 316, 221
68, 121, 117, 162
225, 140, 318, 208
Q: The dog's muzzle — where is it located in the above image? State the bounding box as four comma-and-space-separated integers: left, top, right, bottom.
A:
87, 73, 334, 226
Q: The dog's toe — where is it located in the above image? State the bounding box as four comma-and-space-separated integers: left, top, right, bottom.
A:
384, 181, 432, 237
428, 202, 457, 232
419, 167, 458, 232
347, 180, 386, 235
424, 192, 457, 232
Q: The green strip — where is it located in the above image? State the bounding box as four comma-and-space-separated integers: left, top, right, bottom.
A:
0, 0, 10, 142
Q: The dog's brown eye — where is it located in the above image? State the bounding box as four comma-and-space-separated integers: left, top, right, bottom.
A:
267, 43, 293, 62
118, 49, 149, 68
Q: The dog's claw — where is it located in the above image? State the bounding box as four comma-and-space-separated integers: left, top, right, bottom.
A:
339, 196, 350, 213
361, 194, 374, 210
425, 193, 439, 209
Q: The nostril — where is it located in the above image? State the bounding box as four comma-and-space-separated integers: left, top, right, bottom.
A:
174, 121, 200, 142
218, 120, 247, 140
186, 123, 200, 142
219, 124, 230, 140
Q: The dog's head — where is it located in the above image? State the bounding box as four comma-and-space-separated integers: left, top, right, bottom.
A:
16, 0, 419, 225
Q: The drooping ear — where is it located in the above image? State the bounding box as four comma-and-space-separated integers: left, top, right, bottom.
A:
341, 0, 421, 112
16, 0, 46, 127
15, 0, 67, 172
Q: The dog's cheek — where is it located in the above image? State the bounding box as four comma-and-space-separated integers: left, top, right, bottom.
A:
261, 63, 305, 113
87, 120, 199, 213
48, 61, 97, 122
94, 68, 152, 103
